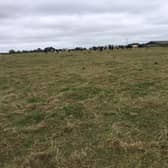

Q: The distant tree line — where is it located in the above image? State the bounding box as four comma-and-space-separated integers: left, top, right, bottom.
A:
8, 43, 146, 54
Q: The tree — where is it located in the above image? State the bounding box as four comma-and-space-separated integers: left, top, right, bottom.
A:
9, 49, 15, 54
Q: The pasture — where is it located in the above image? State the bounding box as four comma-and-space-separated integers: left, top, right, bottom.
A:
0, 47, 168, 168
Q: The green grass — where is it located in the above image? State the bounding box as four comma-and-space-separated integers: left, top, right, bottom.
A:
0, 48, 168, 168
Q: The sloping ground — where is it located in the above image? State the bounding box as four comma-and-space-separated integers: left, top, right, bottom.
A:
0, 48, 168, 168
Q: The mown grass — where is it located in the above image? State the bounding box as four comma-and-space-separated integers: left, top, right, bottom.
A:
0, 48, 168, 168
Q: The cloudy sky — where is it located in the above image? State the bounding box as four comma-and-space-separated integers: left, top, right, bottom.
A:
0, 0, 168, 52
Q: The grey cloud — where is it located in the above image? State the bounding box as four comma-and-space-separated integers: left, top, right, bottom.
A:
0, 0, 162, 17
0, 0, 168, 52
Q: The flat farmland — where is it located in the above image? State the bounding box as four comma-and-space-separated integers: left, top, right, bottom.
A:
0, 48, 168, 168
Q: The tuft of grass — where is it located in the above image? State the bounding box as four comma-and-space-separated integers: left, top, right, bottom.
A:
15, 112, 45, 127
63, 86, 102, 100
128, 81, 156, 97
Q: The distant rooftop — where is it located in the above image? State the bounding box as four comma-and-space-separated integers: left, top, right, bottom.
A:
147, 41, 168, 45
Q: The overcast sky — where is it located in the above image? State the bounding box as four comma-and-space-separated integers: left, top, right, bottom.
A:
0, 0, 168, 52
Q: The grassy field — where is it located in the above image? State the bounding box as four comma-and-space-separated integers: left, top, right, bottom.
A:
0, 48, 168, 168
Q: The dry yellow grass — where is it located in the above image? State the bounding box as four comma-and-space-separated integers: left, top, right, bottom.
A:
0, 48, 168, 167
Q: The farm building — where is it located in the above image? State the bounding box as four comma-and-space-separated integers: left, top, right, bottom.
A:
145, 41, 168, 47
